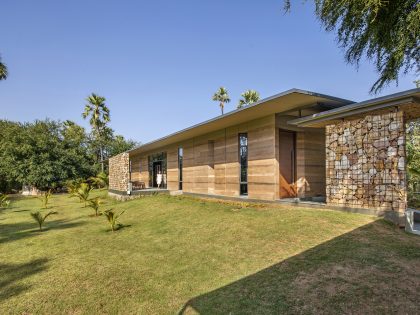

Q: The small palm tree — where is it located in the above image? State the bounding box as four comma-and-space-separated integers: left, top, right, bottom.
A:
30, 211, 58, 231
0, 194, 10, 208
0, 55, 8, 81
212, 87, 230, 115
237, 90, 260, 109
71, 183, 92, 207
38, 190, 53, 209
83, 93, 110, 172
88, 197, 102, 216
88, 172, 108, 189
66, 179, 83, 195
103, 209, 126, 232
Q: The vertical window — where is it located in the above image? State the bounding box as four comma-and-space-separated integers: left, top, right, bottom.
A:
178, 147, 183, 190
239, 133, 248, 195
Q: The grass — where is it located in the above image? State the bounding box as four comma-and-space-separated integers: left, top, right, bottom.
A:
0, 191, 419, 314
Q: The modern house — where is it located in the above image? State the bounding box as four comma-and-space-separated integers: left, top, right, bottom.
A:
109, 88, 420, 226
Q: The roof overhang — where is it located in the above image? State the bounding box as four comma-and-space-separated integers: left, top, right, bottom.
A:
288, 88, 420, 127
128, 89, 352, 155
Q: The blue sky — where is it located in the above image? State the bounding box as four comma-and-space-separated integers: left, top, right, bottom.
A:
0, 0, 417, 143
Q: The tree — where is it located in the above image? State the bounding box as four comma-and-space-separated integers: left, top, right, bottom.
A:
212, 87, 231, 115
237, 90, 260, 109
0, 119, 95, 192
107, 135, 139, 157
284, 0, 420, 93
83, 93, 110, 172
0, 55, 7, 80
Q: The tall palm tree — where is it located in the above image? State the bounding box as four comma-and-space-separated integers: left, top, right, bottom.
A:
0, 55, 8, 81
212, 87, 230, 115
82, 93, 110, 172
237, 90, 260, 109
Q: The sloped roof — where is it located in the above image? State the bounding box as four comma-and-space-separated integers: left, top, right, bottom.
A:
128, 89, 353, 155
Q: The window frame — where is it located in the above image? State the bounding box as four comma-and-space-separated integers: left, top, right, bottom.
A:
238, 133, 248, 196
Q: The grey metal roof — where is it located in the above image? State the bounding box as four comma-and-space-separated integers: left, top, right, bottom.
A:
288, 88, 420, 127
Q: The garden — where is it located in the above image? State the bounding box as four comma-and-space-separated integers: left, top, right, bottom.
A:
1, 190, 419, 314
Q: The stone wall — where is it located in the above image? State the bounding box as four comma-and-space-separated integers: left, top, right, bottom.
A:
325, 111, 406, 222
109, 152, 130, 192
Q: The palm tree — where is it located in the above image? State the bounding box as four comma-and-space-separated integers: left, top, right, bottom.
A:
82, 93, 110, 172
30, 210, 58, 231
70, 183, 93, 207
0, 55, 8, 81
237, 90, 260, 109
212, 87, 230, 115
87, 197, 102, 216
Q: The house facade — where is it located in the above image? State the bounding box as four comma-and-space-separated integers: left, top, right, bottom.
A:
109, 88, 420, 225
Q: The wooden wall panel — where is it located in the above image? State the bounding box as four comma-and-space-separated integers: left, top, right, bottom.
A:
166, 146, 179, 191
295, 129, 326, 197
127, 115, 278, 200
248, 115, 277, 200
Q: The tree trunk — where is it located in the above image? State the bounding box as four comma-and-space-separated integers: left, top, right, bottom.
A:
220, 102, 224, 115
96, 126, 104, 172
99, 146, 104, 172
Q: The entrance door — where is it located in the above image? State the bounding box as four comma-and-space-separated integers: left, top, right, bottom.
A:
152, 161, 162, 187
279, 130, 297, 198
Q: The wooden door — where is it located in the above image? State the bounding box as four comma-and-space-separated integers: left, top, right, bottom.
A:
279, 130, 297, 198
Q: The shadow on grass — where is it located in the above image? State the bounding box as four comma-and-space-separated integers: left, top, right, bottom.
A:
0, 258, 48, 302
105, 224, 132, 232
0, 219, 86, 244
179, 220, 420, 315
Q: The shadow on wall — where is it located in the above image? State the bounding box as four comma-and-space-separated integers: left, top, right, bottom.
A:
179, 220, 420, 314
0, 258, 49, 303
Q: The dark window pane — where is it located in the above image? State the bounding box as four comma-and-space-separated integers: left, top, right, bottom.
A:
178, 147, 183, 190
240, 183, 248, 195
239, 133, 248, 195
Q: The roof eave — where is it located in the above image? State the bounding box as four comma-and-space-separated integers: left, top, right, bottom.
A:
289, 88, 420, 127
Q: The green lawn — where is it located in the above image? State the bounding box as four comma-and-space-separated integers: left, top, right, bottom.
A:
1, 191, 419, 314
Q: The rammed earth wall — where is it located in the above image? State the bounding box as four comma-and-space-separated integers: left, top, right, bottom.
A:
325, 111, 406, 223
109, 152, 130, 192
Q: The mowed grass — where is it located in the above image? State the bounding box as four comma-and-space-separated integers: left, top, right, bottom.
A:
1, 191, 419, 314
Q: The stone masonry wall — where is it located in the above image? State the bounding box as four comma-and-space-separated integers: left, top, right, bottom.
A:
109, 152, 130, 192
325, 111, 406, 219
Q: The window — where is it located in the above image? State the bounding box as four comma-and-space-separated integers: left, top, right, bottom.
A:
178, 147, 183, 190
239, 133, 248, 195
